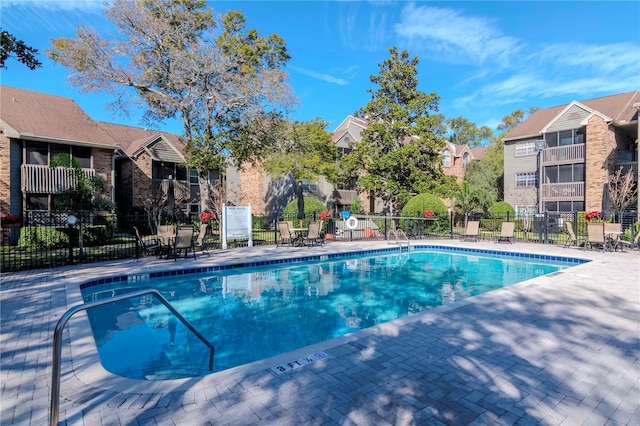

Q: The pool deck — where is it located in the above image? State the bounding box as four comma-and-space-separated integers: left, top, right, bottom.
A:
1, 240, 639, 425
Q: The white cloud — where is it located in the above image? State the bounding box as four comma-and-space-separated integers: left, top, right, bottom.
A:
289, 65, 349, 85
394, 3, 523, 67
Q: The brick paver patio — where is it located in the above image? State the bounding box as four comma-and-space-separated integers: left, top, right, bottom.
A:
1, 241, 639, 425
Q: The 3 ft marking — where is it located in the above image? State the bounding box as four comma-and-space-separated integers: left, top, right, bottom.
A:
270, 351, 329, 374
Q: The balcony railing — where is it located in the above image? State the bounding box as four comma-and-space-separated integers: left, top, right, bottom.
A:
20, 164, 95, 193
615, 162, 638, 181
542, 144, 585, 165
152, 178, 190, 199
541, 182, 584, 201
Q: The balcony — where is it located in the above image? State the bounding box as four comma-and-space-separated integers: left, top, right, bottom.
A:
616, 162, 638, 182
20, 164, 95, 193
542, 144, 585, 165
152, 178, 190, 199
541, 182, 584, 201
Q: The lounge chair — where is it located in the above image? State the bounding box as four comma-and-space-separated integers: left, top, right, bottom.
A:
277, 221, 294, 247
585, 222, 606, 252
563, 221, 582, 248
303, 221, 324, 247
618, 228, 640, 251
173, 226, 195, 260
494, 222, 515, 244
460, 221, 480, 242
192, 223, 211, 257
133, 226, 163, 258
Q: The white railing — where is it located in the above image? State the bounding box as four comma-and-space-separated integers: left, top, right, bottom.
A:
542, 144, 585, 165
541, 182, 585, 200
20, 165, 95, 193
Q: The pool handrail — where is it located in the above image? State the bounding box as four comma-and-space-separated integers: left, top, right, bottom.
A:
50, 289, 215, 426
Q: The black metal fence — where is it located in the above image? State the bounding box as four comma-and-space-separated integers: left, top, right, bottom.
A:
2, 210, 638, 273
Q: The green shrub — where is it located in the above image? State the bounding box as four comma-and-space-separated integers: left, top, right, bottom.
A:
488, 201, 515, 219
82, 225, 112, 246
350, 199, 364, 214
18, 226, 68, 249
401, 193, 449, 234
284, 196, 327, 227
252, 216, 269, 230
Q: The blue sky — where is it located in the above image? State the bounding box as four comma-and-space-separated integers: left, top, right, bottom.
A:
2, 0, 639, 137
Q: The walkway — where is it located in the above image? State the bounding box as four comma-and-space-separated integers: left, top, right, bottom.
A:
1, 241, 639, 425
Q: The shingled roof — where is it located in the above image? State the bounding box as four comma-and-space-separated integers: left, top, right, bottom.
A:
1, 85, 184, 156
1, 85, 117, 147
505, 91, 640, 141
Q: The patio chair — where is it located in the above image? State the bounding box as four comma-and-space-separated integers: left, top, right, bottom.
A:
585, 222, 606, 252
563, 221, 582, 248
192, 223, 211, 257
156, 224, 175, 251
494, 222, 515, 244
303, 221, 324, 247
460, 221, 480, 242
277, 221, 294, 247
604, 223, 622, 252
618, 228, 640, 251
173, 226, 195, 260
133, 226, 163, 258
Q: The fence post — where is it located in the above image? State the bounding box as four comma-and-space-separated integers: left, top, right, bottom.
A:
543, 211, 549, 244
449, 211, 453, 239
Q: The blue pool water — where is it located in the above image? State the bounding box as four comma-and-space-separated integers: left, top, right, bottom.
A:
80, 247, 585, 380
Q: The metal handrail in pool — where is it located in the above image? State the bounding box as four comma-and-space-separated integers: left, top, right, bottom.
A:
50, 289, 215, 426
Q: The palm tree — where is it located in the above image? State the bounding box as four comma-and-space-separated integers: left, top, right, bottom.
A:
454, 181, 485, 228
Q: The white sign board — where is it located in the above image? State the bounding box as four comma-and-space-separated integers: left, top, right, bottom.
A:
221, 204, 253, 249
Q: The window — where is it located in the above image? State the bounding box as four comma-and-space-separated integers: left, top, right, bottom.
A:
544, 128, 585, 147
515, 140, 536, 157
516, 172, 537, 188
545, 132, 558, 148
442, 150, 450, 167
72, 146, 91, 168
27, 194, 48, 210
463, 153, 469, 168
544, 164, 584, 183
301, 179, 317, 191
559, 130, 573, 146
152, 161, 174, 180
26, 142, 48, 165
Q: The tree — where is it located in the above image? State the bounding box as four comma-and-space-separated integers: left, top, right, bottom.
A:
262, 118, 339, 185
608, 166, 637, 221
47, 0, 294, 211
445, 116, 492, 147
0, 29, 42, 70
453, 181, 485, 227
340, 47, 447, 214
50, 153, 114, 255
50, 154, 113, 213
464, 160, 497, 210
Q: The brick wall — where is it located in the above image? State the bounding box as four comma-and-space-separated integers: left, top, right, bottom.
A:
239, 163, 266, 215
584, 115, 615, 212
132, 152, 154, 205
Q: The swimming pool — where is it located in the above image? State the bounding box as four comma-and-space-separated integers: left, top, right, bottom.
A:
80, 246, 586, 380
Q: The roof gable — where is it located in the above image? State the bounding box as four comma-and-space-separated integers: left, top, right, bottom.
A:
505, 90, 640, 141
97, 121, 184, 158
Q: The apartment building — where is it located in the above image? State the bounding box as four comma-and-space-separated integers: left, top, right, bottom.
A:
503, 91, 639, 217
0, 86, 208, 225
